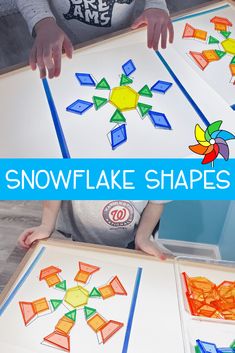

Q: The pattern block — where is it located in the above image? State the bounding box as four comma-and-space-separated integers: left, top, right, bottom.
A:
39, 266, 62, 287
148, 111, 172, 129
74, 262, 100, 284
66, 99, 93, 115
122, 59, 136, 76
44, 331, 70, 352
96, 77, 110, 90
75, 73, 96, 86
151, 80, 173, 94
110, 124, 127, 150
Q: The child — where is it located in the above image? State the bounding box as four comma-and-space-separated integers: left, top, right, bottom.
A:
16, 0, 174, 78
18, 200, 168, 260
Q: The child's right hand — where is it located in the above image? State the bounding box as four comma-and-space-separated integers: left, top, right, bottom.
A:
18, 225, 52, 249
30, 18, 73, 79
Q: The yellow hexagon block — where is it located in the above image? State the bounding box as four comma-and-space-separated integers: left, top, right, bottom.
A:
110, 86, 139, 112
221, 38, 235, 55
64, 286, 89, 308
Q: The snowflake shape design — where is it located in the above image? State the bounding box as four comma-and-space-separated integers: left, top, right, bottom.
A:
182, 16, 235, 83
66, 59, 173, 150
19, 262, 127, 352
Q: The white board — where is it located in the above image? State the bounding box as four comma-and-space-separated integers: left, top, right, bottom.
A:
0, 242, 183, 353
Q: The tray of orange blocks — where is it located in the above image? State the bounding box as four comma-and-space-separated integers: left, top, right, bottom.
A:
174, 257, 235, 353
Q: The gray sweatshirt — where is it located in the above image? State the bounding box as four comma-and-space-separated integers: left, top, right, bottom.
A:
16, 0, 169, 43
56, 200, 166, 247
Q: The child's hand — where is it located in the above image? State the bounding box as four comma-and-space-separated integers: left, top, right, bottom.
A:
18, 225, 52, 249
135, 237, 167, 260
30, 18, 73, 79
131, 8, 174, 51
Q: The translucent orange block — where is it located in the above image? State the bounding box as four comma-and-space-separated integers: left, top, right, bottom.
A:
98, 284, 115, 299
230, 64, 235, 76
74, 271, 90, 283
40, 266, 61, 280
189, 51, 209, 70
221, 309, 235, 320
189, 277, 216, 293
215, 23, 228, 31
74, 262, 100, 283
110, 276, 127, 295
19, 302, 37, 325
217, 281, 235, 298
182, 273, 235, 320
202, 50, 220, 62
197, 304, 217, 318
87, 313, 107, 332
46, 275, 61, 287
210, 16, 232, 26
32, 297, 49, 314
44, 331, 70, 352
182, 23, 195, 38
100, 320, 124, 344
194, 29, 207, 41
39, 266, 62, 287
187, 295, 203, 315
55, 316, 75, 335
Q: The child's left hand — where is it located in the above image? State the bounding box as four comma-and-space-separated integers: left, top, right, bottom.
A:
131, 8, 174, 51
135, 237, 167, 260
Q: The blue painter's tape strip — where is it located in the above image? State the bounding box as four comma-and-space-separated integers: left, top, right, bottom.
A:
173, 4, 230, 23
156, 51, 210, 127
0, 246, 46, 316
42, 78, 70, 159
122, 267, 142, 353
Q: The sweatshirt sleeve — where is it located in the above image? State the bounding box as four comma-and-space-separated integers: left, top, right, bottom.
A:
145, 0, 169, 14
15, 0, 55, 35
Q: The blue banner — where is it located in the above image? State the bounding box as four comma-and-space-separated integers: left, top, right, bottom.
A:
0, 159, 234, 200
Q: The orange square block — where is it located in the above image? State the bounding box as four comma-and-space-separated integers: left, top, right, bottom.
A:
46, 274, 61, 287
32, 298, 49, 314
202, 50, 219, 62
194, 29, 207, 41
215, 23, 227, 31
74, 270, 90, 283
55, 317, 74, 335
98, 284, 115, 299
87, 314, 107, 332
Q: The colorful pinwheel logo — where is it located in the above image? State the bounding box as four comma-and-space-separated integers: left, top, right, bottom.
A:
189, 120, 235, 165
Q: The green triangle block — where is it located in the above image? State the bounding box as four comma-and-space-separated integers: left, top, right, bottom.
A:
230, 340, 235, 348
50, 299, 63, 311
84, 306, 96, 320
220, 30, 231, 39
96, 78, 110, 90
208, 35, 219, 44
93, 96, 108, 110
195, 346, 201, 353
137, 102, 152, 117
231, 56, 235, 64
120, 74, 133, 86
138, 85, 153, 97
55, 280, 67, 291
65, 309, 77, 322
110, 110, 126, 123
215, 49, 226, 59
89, 287, 101, 298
